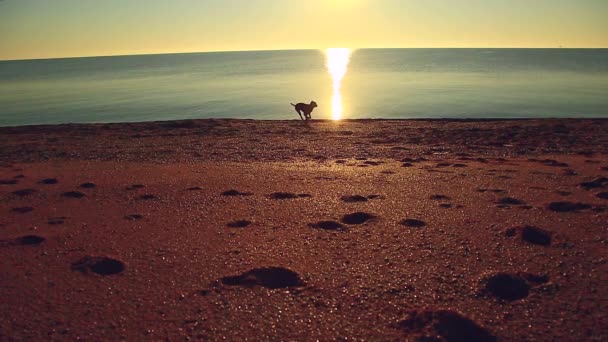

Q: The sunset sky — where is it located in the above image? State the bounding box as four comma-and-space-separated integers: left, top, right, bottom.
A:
1, 0, 607, 60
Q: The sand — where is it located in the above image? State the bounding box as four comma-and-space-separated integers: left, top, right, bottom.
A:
0, 119, 607, 340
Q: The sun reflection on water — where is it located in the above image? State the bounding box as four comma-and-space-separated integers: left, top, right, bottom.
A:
325, 48, 352, 120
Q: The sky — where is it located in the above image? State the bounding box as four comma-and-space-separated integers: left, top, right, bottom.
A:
1, 0, 607, 60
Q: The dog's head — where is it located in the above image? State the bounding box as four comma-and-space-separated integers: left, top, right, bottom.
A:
310, 101, 318, 108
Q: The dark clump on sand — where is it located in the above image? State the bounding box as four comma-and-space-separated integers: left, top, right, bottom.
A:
396, 309, 496, 342
125, 184, 145, 190
12, 189, 36, 197
79, 182, 96, 189
498, 197, 526, 205
505, 225, 552, 246
400, 219, 427, 228
39, 178, 58, 185
222, 189, 253, 197
71, 256, 125, 275
11, 206, 34, 214
220, 267, 304, 289
269, 192, 299, 200
14, 235, 46, 246
340, 195, 369, 203
138, 194, 157, 200
0, 179, 19, 185
124, 214, 143, 221
341, 212, 376, 225
597, 192, 608, 200
539, 159, 569, 167
310, 221, 345, 231
62, 191, 86, 199
482, 272, 530, 301
227, 220, 252, 228
548, 201, 592, 212
580, 177, 608, 190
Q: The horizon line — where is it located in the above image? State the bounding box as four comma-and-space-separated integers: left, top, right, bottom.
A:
2, 46, 607, 63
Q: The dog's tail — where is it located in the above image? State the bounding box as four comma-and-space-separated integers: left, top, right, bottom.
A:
290, 103, 296, 107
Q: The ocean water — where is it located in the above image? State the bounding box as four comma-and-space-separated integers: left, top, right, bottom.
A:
0, 49, 607, 126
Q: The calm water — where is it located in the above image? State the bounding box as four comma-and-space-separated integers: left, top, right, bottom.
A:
1, 49, 607, 126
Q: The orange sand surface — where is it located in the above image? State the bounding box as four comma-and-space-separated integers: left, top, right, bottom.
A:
1, 119, 607, 340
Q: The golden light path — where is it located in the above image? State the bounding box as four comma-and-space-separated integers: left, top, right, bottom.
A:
325, 48, 352, 120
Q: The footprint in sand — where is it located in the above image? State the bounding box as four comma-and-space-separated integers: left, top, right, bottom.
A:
597, 192, 608, 200
222, 189, 253, 197
227, 220, 252, 228
71, 256, 125, 275
17, 235, 46, 245
269, 192, 299, 200
309, 221, 345, 231
187, 186, 203, 191
363, 161, 383, 166
400, 219, 427, 228
396, 309, 495, 342
1, 235, 46, 247
62, 191, 86, 199
548, 201, 592, 212
480, 272, 548, 301
580, 177, 608, 190
505, 225, 552, 246
219, 267, 304, 289
12, 189, 36, 197
126, 184, 145, 190
430, 194, 450, 201
497, 197, 526, 206
48, 217, 65, 225
536, 159, 569, 167
341, 195, 368, 203
138, 194, 157, 200
341, 212, 376, 225
11, 206, 33, 214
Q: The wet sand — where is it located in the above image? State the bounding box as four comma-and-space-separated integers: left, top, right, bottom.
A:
1, 119, 607, 340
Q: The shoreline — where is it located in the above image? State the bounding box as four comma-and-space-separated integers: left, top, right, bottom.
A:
3, 117, 608, 128
2, 119, 607, 165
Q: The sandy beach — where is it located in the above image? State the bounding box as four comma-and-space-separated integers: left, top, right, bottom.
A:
1, 119, 607, 340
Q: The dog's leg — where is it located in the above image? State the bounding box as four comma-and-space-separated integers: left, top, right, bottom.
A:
295, 109, 304, 121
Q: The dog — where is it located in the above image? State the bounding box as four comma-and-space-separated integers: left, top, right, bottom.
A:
291, 101, 318, 121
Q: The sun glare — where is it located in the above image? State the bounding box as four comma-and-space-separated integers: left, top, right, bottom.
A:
325, 48, 352, 120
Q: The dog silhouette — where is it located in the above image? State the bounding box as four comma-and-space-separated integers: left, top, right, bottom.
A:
291, 101, 318, 121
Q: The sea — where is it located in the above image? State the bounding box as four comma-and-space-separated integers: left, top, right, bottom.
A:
0, 49, 607, 126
